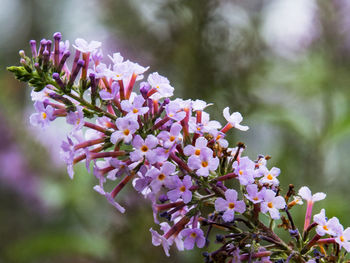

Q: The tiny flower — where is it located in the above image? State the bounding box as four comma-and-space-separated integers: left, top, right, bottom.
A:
121, 95, 149, 117
260, 189, 286, 219
335, 227, 350, 252
130, 134, 158, 163
245, 184, 265, 204
179, 228, 206, 250
183, 137, 208, 157
110, 116, 139, 144
189, 112, 221, 134
108, 52, 124, 64
150, 228, 171, 257
298, 186, 326, 203
165, 101, 186, 121
215, 189, 246, 222
148, 72, 174, 100
157, 123, 183, 149
93, 184, 126, 213
259, 167, 280, 187
66, 105, 85, 131
222, 107, 249, 132
159, 222, 184, 251
209, 129, 228, 148
232, 156, 256, 185
73, 38, 101, 53
313, 209, 340, 236
192, 99, 213, 111
29, 101, 55, 128
99, 81, 119, 100
188, 148, 219, 177
167, 175, 193, 204
148, 162, 176, 193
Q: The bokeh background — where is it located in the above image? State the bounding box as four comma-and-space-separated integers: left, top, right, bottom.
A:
1, 0, 350, 262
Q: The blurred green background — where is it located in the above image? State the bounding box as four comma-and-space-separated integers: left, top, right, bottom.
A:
1, 0, 350, 262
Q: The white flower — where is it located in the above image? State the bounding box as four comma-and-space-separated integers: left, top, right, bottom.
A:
298, 186, 326, 203
73, 38, 101, 53
223, 107, 249, 131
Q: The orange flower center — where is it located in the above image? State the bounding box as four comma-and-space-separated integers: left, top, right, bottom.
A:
169, 136, 175, 142
239, 170, 243, 175
132, 108, 139, 113
180, 186, 186, 192
158, 173, 165, 181
267, 202, 273, 208
323, 225, 328, 231
253, 197, 259, 201
201, 161, 208, 167
340, 236, 345, 242
195, 149, 201, 155
42, 112, 47, 119
267, 174, 273, 180
141, 145, 149, 152
228, 202, 235, 209
123, 129, 130, 136
190, 232, 197, 238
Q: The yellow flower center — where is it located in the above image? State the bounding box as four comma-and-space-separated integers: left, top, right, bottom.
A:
239, 170, 243, 175
156, 85, 160, 89
123, 129, 130, 136
201, 161, 208, 168
158, 173, 165, 181
228, 202, 235, 209
195, 149, 201, 156
267, 174, 273, 180
42, 112, 47, 119
323, 225, 328, 231
141, 145, 149, 152
190, 232, 197, 238
116, 74, 121, 78
169, 136, 175, 142
267, 202, 273, 208
132, 108, 139, 113
253, 197, 259, 201
180, 186, 186, 192
340, 236, 345, 242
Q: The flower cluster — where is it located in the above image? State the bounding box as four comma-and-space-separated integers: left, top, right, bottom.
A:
8, 33, 350, 262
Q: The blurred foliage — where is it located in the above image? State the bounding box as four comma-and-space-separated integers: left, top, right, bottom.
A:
2, 0, 350, 262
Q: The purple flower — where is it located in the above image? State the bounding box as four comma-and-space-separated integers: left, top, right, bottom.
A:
188, 148, 219, 177
245, 184, 265, 204
29, 101, 55, 128
259, 167, 280, 187
232, 156, 256, 186
111, 116, 139, 144
108, 52, 124, 64
179, 228, 205, 250
184, 137, 208, 157
130, 134, 158, 163
188, 112, 221, 134
66, 105, 85, 131
160, 222, 184, 251
73, 38, 101, 53
260, 189, 286, 219
93, 184, 126, 213
121, 95, 149, 117
209, 129, 228, 148
313, 209, 340, 236
147, 72, 174, 100
150, 228, 171, 257
148, 162, 176, 193
192, 99, 213, 111
167, 175, 193, 204
214, 189, 246, 222
157, 123, 183, 149
99, 81, 119, 100
165, 101, 186, 121
335, 227, 350, 252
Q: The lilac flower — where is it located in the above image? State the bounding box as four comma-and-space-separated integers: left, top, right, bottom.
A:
93, 185, 126, 213
108, 52, 124, 64
66, 105, 85, 131
148, 162, 176, 193
188, 112, 221, 134
188, 148, 219, 177
148, 72, 174, 100
184, 137, 208, 157
335, 227, 350, 252
232, 157, 256, 185
209, 129, 228, 148
298, 186, 326, 203
260, 189, 286, 219
111, 116, 139, 144
130, 134, 158, 163
192, 99, 213, 111
215, 189, 246, 222
179, 228, 206, 250
313, 209, 340, 236
30, 86, 53, 101
60, 136, 76, 179
157, 123, 183, 149
245, 184, 265, 204
222, 107, 249, 132
259, 167, 280, 187
99, 82, 119, 100
150, 228, 171, 257
73, 38, 101, 53
165, 101, 186, 121
109, 158, 130, 179
30, 101, 55, 128
121, 95, 149, 116
167, 175, 193, 204
160, 222, 184, 251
